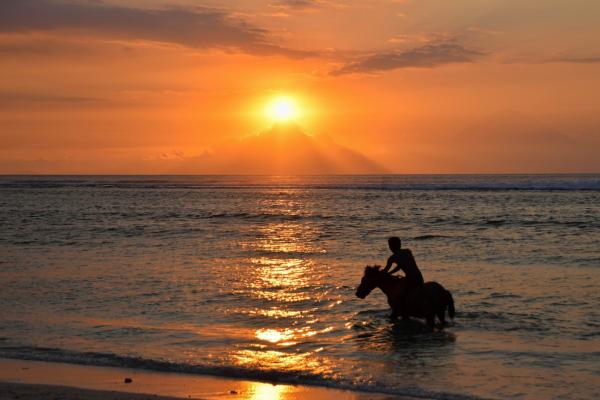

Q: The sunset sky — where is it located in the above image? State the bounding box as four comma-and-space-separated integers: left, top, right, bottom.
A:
1, 0, 599, 174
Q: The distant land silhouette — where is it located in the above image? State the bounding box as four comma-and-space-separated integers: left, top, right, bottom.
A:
441, 111, 600, 172
172, 122, 387, 174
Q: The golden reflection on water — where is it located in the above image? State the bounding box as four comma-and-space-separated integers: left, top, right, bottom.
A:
233, 218, 333, 377
246, 257, 314, 303
247, 381, 289, 400
243, 220, 324, 255
255, 326, 333, 347
256, 328, 295, 344
247, 308, 303, 318
233, 349, 325, 372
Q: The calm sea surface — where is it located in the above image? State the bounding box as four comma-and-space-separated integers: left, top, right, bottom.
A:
1, 175, 599, 399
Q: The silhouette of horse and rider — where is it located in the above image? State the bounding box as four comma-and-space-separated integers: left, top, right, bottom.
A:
356, 237, 455, 329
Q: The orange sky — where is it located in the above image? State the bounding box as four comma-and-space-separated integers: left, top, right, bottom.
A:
1, 0, 599, 174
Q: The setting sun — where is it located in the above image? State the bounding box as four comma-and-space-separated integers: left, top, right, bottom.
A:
266, 97, 299, 122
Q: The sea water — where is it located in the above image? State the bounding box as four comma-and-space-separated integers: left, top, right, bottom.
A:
0, 175, 599, 399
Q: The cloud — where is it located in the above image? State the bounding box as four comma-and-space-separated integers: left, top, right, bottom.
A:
555, 56, 600, 64
268, 0, 352, 12
0, 34, 85, 56
332, 42, 483, 75
0, 92, 109, 109
0, 0, 309, 57
269, 1, 323, 11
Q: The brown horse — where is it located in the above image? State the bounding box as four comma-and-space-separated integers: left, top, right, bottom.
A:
356, 265, 455, 328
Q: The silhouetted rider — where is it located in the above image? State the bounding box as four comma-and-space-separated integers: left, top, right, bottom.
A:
382, 236, 424, 291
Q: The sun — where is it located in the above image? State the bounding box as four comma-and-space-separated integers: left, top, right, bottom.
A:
266, 97, 299, 122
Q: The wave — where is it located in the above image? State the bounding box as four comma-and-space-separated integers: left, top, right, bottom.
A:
0, 345, 484, 400
413, 234, 454, 240
1, 174, 599, 191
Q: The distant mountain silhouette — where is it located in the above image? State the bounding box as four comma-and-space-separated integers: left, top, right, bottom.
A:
175, 122, 387, 174
456, 111, 572, 147
441, 110, 600, 172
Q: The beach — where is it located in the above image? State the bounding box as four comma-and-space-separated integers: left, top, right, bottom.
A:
1, 383, 183, 400
0, 358, 403, 400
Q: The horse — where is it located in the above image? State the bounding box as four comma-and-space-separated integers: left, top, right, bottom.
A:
355, 265, 455, 329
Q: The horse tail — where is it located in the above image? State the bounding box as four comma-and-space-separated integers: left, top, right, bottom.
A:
446, 290, 455, 319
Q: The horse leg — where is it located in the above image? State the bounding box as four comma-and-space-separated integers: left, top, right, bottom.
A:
424, 303, 435, 330
400, 295, 411, 320
437, 306, 446, 327
425, 313, 435, 330
400, 304, 410, 320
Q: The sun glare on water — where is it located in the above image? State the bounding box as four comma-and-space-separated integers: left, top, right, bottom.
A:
266, 97, 299, 122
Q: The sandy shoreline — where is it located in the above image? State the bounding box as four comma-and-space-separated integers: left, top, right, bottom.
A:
0, 358, 410, 400
0, 382, 187, 400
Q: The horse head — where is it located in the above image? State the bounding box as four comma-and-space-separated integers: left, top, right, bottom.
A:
356, 265, 384, 299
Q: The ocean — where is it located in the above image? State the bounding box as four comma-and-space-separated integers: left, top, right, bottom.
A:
0, 175, 599, 399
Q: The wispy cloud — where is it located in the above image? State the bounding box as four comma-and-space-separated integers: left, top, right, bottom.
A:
331, 42, 483, 75
555, 56, 600, 64
0, 92, 106, 104
0, 0, 310, 57
270, 0, 321, 10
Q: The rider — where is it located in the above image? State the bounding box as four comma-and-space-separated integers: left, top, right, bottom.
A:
382, 236, 424, 297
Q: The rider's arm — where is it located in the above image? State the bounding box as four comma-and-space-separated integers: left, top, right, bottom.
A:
383, 255, 400, 274
388, 264, 401, 275
382, 256, 394, 272
387, 254, 402, 274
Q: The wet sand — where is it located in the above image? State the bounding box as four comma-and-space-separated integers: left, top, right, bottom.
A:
0, 358, 408, 400
0, 382, 186, 400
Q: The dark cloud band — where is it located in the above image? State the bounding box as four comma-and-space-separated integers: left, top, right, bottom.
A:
270, 0, 321, 10
332, 43, 483, 75
0, 0, 308, 57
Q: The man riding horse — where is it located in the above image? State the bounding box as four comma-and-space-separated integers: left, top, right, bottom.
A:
356, 238, 454, 328
382, 236, 424, 318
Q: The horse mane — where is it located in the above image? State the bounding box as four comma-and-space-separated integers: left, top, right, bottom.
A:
365, 265, 405, 283
365, 265, 381, 272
